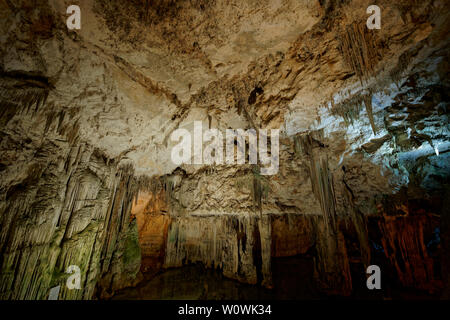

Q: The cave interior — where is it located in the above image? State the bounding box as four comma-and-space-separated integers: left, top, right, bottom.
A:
0, 0, 449, 300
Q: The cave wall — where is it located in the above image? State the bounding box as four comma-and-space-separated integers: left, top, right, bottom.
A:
131, 190, 170, 273
0, 52, 142, 298
0, 130, 141, 299
0, 0, 449, 299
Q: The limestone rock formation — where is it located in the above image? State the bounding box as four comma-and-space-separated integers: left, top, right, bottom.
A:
0, 0, 449, 299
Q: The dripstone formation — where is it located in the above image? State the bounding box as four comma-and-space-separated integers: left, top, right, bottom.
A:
0, 0, 449, 300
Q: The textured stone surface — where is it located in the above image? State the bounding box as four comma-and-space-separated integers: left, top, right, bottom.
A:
0, 0, 449, 299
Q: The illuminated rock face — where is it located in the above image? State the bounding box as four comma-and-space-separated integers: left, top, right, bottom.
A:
131, 191, 170, 273
0, 0, 449, 299
376, 197, 443, 292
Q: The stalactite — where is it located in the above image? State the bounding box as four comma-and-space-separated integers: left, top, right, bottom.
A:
0, 84, 49, 127
338, 22, 382, 81
329, 91, 379, 135
294, 130, 337, 231
94, 165, 142, 299
163, 176, 175, 209
164, 214, 272, 287
363, 93, 377, 135
309, 157, 338, 233
0, 131, 142, 299
251, 166, 270, 216
293, 130, 352, 295
330, 94, 365, 125
342, 178, 371, 268
235, 167, 270, 215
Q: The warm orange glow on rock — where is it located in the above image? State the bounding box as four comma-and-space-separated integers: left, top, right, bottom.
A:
132, 190, 171, 272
